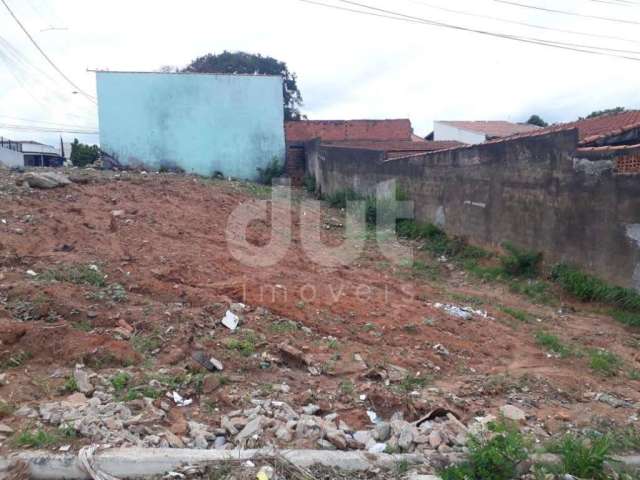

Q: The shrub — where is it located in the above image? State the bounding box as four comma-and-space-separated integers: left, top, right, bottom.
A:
70, 139, 100, 167
324, 188, 362, 209
256, 157, 285, 185
302, 174, 316, 193
549, 434, 612, 480
588, 349, 622, 377
552, 263, 640, 311
535, 331, 572, 358
500, 242, 542, 277
12, 429, 59, 448
110, 372, 131, 391
397, 220, 488, 261
440, 420, 528, 480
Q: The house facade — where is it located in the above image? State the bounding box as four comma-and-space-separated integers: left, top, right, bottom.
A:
0, 138, 64, 168
95, 71, 286, 180
433, 120, 541, 144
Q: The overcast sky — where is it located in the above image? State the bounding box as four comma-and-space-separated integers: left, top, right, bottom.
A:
0, 0, 639, 146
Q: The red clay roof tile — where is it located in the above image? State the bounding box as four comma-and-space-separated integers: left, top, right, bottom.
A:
439, 121, 541, 138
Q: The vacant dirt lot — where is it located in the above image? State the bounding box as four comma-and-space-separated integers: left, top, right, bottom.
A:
0, 167, 638, 460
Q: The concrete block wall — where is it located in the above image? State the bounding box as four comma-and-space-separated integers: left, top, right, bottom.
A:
309, 129, 640, 290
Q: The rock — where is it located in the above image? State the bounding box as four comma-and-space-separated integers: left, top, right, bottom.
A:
325, 429, 348, 450
257, 466, 274, 480
278, 343, 312, 367
65, 392, 89, 407
317, 439, 337, 450
221, 417, 239, 435
235, 416, 263, 442
73, 368, 94, 395
0, 373, 8, 386
374, 422, 391, 442
275, 426, 293, 442
0, 424, 13, 434
398, 425, 416, 450
214, 436, 226, 449
428, 430, 443, 448
500, 404, 526, 422
209, 357, 224, 371
163, 430, 185, 448
302, 404, 320, 415
353, 430, 373, 446
338, 420, 352, 432
596, 393, 629, 408
21, 172, 71, 189
368, 443, 387, 454
202, 375, 222, 394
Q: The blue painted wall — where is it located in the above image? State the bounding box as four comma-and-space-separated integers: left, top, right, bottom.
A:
96, 71, 285, 180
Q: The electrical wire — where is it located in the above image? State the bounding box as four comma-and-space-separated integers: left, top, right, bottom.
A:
0, 115, 97, 130
0, 0, 96, 103
494, 0, 640, 25
404, 0, 640, 45
298, 0, 640, 61
0, 123, 98, 134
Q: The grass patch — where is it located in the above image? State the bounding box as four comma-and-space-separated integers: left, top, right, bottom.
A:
500, 242, 542, 278
269, 319, 299, 334
12, 429, 60, 448
302, 174, 316, 193
399, 374, 428, 392
440, 420, 529, 480
227, 332, 258, 357
256, 157, 285, 185
40, 264, 106, 287
546, 434, 612, 480
86, 283, 127, 303
131, 333, 163, 356
339, 380, 354, 395
610, 309, 640, 327
110, 372, 131, 391
508, 279, 556, 305
535, 331, 572, 358
397, 220, 488, 261
1, 350, 32, 370
552, 263, 640, 313
500, 306, 531, 323
123, 385, 161, 401
62, 376, 78, 393
588, 349, 623, 377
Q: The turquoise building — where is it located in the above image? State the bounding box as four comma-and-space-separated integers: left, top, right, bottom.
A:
95, 71, 285, 180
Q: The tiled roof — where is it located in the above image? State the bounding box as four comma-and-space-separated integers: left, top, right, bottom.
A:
285, 119, 413, 142
439, 120, 541, 138
556, 110, 640, 145
323, 139, 463, 152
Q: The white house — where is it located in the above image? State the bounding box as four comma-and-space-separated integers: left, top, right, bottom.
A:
0, 138, 64, 168
433, 121, 541, 145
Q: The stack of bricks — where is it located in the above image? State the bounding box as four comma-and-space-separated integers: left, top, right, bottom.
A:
615, 153, 640, 174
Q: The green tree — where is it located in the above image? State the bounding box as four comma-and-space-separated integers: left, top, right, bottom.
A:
526, 114, 548, 127
183, 51, 304, 121
584, 107, 625, 119
70, 139, 100, 167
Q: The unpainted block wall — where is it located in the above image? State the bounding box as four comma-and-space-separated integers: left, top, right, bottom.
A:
310, 129, 640, 290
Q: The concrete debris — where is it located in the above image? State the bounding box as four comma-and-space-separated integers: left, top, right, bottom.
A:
73, 367, 94, 395
500, 404, 527, 422
596, 393, 631, 408
433, 303, 491, 320
171, 391, 193, 407
20, 172, 72, 189
191, 351, 223, 372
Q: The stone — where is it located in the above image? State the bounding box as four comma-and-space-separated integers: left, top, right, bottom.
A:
353, 430, 373, 446
317, 439, 337, 450
500, 404, 526, 422
302, 404, 320, 415
368, 443, 387, 454
214, 436, 226, 449
398, 425, 416, 450
325, 429, 348, 450
221, 417, 238, 435
235, 416, 263, 442
163, 430, 185, 448
374, 422, 391, 442
338, 420, 352, 432
74, 368, 94, 395
428, 430, 443, 448
0, 424, 13, 434
21, 172, 71, 189
275, 426, 293, 442
203, 375, 222, 394
0, 373, 8, 386
278, 343, 312, 367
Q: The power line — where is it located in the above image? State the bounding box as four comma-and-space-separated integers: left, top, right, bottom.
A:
404, 0, 640, 45
301, 0, 640, 61
0, 115, 97, 130
0, 123, 98, 134
495, 0, 640, 25
0, 0, 96, 103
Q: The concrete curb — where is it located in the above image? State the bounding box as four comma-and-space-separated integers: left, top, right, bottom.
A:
0, 447, 435, 479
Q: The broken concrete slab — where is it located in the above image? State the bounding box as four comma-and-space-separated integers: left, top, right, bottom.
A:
21, 172, 72, 189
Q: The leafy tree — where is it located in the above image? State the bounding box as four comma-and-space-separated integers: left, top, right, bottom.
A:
584, 107, 625, 119
183, 51, 304, 121
70, 139, 100, 167
526, 114, 548, 127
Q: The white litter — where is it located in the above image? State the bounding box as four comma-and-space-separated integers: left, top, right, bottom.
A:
221, 310, 240, 331
26, 270, 37, 277
171, 391, 193, 407
367, 410, 379, 423
433, 303, 492, 320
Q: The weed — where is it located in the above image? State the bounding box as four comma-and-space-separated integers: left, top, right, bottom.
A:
256, 157, 285, 185
302, 174, 316, 193
58, 423, 77, 439
399, 374, 428, 392
509, 279, 555, 305
86, 283, 128, 303
72, 319, 92, 332
588, 349, 622, 377
123, 385, 161, 401
451, 294, 484, 306
500, 306, 531, 323
326, 338, 339, 350
629, 369, 640, 380
398, 220, 488, 261
131, 333, 162, 356
324, 188, 363, 209
110, 372, 131, 391
269, 320, 299, 334
440, 420, 529, 480
394, 459, 410, 477
227, 332, 258, 357
339, 380, 354, 395
40, 264, 106, 287
610, 309, 640, 327
552, 263, 640, 312
548, 434, 612, 480
12, 429, 59, 448
408, 260, 439, 280
62, 376, 78, 393
0, 401, 14, 418
500, 242, 542, 278
535, 331, 572, 358
1, 350, 32, 370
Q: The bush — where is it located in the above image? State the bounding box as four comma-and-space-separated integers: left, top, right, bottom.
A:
324, 188, 362, 209
552, 263, 640, 312
588, 349, 622, 377
500, 242, 542, 277
549, 434, 612, 479
440, 420, 529, 480
256, 157, 285, 185
397, 220, 488, 261
70, 139, 100, 167
302, 174, 316, 193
